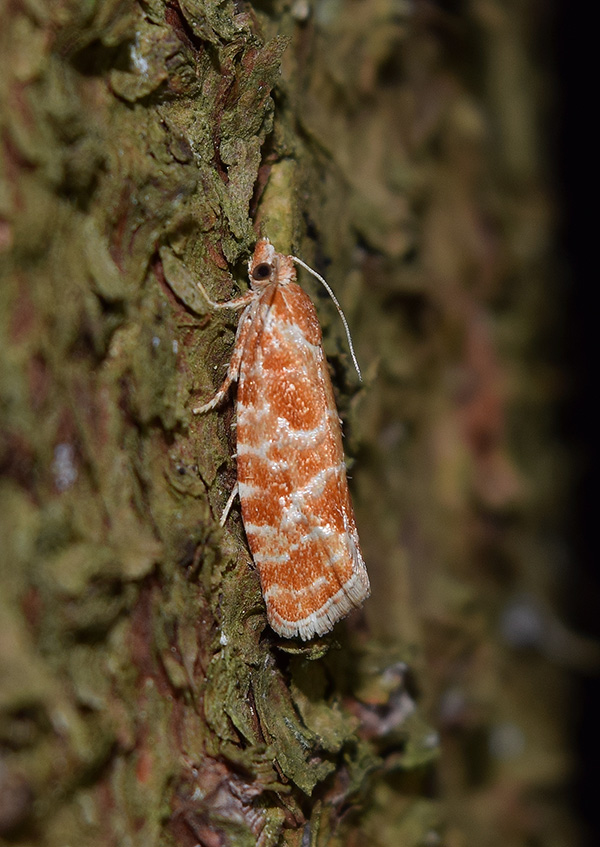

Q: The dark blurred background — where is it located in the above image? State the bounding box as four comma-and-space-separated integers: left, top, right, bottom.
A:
556, 5, 598, 846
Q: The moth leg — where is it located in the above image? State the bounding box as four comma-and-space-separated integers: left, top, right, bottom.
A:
193, 372, 236, 414
219, 482, 239, 527
193, 305, 254, 414
197, 279, 255, 312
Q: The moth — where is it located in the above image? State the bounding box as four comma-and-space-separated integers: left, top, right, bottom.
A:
195, 238, 370, 639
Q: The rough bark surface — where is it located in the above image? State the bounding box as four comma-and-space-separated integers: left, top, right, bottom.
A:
0, 1, 578, 846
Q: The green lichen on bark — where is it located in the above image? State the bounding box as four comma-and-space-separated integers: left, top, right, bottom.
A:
0, 1, 577, 846
0, 1, 433, 844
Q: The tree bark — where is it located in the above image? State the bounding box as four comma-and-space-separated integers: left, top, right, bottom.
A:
0, 1, 578, 845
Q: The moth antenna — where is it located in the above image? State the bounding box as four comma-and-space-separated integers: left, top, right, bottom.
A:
291, 255, 362, 381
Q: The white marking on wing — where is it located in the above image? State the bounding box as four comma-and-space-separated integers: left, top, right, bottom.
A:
237, 481, 261, 499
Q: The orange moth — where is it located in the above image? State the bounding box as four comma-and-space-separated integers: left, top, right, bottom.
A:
195, 238, 370, 640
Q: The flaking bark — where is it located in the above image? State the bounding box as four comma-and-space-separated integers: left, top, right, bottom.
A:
0, 2, 579, 846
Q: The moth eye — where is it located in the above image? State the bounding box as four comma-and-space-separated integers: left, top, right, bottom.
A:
252, 262, 272, 280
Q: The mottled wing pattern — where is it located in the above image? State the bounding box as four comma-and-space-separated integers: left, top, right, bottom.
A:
236, 281, 370, 640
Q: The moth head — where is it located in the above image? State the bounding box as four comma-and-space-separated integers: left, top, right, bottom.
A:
248, 237, 296, 290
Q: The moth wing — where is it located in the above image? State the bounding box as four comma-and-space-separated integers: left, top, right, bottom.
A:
236, 284, 369, 639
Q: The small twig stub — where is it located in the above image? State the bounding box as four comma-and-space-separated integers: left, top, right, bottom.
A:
195, 238, 370, 640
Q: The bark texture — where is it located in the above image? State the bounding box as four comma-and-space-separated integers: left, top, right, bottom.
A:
0, 1, 579, 845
